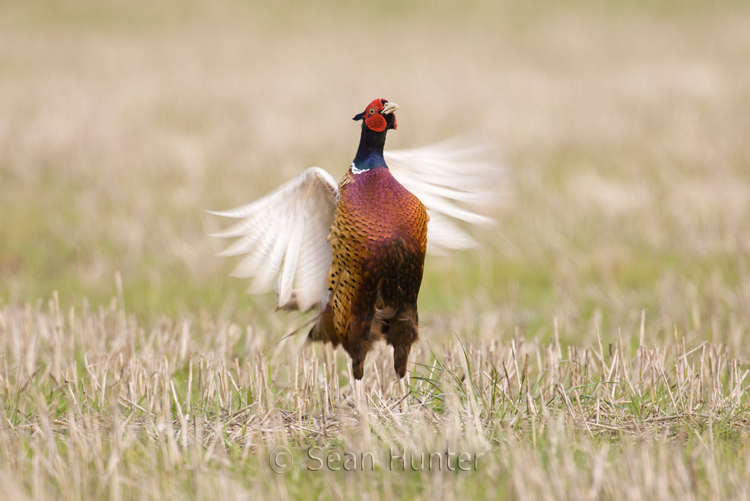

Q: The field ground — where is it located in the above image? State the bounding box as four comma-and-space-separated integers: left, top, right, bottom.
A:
1, 298, 749, 499
1, 0, 750, 499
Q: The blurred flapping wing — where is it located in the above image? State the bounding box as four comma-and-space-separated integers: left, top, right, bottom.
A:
385, 136, 508, 254
207, 167, 339, 311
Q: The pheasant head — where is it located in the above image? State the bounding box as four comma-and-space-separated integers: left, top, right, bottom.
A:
353, 98, 398, 132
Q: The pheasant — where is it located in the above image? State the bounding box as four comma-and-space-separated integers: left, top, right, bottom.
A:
209, 98, 504, 380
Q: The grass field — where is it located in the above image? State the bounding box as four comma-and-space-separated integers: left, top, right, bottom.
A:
1, 0, 750, 498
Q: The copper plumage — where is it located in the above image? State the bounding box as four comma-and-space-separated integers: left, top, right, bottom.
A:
309, 166, 428, 379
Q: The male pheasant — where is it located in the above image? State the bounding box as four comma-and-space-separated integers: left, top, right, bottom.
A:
209, 98, 504, 380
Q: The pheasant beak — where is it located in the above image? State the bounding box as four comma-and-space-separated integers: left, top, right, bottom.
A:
381, 102, 399, 115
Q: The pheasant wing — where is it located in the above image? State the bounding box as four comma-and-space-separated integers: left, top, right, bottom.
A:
385, 136, 509, 254
207, 167, 338, 311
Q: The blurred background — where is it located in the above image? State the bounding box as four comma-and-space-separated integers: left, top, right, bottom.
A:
1, 0, 749, 347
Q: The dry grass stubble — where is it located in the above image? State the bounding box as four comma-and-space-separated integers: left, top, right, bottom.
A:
0, 292, 749, 499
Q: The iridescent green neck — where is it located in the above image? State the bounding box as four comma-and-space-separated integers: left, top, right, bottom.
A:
352, 124, 388, 172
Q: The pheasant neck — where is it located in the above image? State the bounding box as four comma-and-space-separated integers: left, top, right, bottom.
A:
352, 127, 388, 172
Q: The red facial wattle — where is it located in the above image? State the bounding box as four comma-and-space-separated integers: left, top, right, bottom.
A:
365, 113, 387, 132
